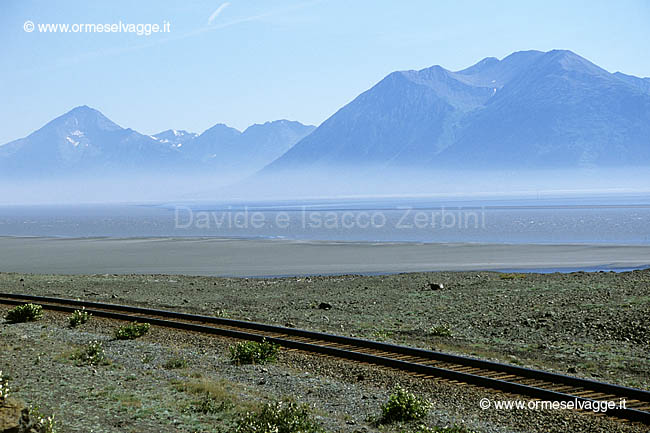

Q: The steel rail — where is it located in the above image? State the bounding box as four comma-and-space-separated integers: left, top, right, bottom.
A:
1, 292, 648, 424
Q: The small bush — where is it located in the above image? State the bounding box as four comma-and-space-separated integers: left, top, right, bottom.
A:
429, 325, 452, 337
140, 353, 155, 364
373, 329, 394, 341
380, 386, 431, 424
114, 322, 150, 340
69, 308, 91, 327
235, 400, 323, 433
71, 340, 109, 366
0, 370, 10, 402
163, 356, 188, 369
229, 339, 279, 365
30, 406, 58, 433
214, 309, 232, 318
5, 303, 43, 323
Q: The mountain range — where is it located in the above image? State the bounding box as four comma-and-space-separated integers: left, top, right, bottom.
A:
0, 106, 315, 178
265, 49, 650, 172
2, 49, 649, 186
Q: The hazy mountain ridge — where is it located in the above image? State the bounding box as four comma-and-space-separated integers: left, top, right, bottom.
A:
3, 49, 649, 188
151, 129, 199, 148
265, 49, 650, 172
0, 106, 179, 177
438, 50, 650, 168
0, 106, 315, 178
182, 120, 315, 169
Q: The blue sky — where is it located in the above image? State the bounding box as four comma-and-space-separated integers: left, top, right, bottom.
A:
1, 0, 649, 144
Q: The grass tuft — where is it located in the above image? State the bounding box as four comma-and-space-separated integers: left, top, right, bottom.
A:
162, 356, 188, 370
429, 325, 452, 337
177, 378, 254, 416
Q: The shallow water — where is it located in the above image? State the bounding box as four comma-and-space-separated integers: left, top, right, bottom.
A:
1, 195, 649, 244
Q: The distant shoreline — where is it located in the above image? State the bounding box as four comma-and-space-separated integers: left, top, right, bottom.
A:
2, 236, 650, 277
2, 234, 650, 245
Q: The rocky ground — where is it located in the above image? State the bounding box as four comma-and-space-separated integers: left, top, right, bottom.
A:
0, 270, 648, 432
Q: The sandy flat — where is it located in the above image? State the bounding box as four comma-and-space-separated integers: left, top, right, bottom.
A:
1, 236, 649, 276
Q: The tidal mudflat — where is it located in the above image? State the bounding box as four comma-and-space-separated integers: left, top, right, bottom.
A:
2, 236, 650, 276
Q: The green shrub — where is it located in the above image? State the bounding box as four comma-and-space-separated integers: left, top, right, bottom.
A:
5, 303, 43, 323
114, 322, 150, 340
373, 329, 394, 340
69, 308, 91, 327
229, 339, 279, 365
380, 386, 431, 424
163, 356, 188, 369
0, 370, 10, 402
30, 406, 58, 433
235, 400, 323, 433
71, 340, 109, 366
429, 325, 452, 337
214, 309, 232, 318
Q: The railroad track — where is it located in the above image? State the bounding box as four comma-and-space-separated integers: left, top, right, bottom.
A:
1, 292, 649, 424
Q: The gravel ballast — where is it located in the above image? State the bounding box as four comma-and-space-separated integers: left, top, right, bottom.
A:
0, 269, 649, 432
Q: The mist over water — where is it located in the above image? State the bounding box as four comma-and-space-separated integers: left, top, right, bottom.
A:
1, 166, 649, 205
1, 166, 649, 245
242, 166, 650, 201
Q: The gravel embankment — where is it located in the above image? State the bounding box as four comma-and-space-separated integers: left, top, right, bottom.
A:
1, 304, 648, 433
2, 269, 647, 390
